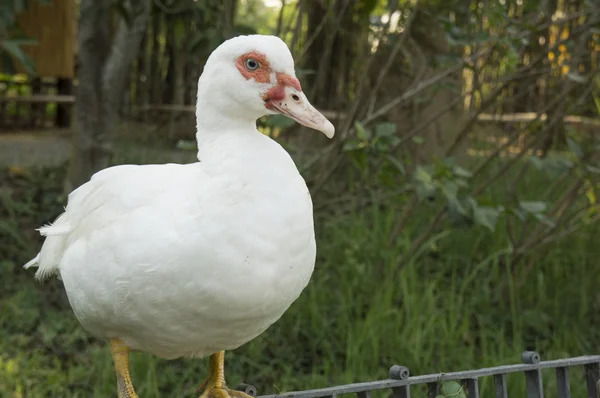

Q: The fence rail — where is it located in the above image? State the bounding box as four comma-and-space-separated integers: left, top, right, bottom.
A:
0, 76, 73, 129
238, 352, 600, 398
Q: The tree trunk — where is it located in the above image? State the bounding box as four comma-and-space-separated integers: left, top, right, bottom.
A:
290, 0, 368, 152
221, 0, 237, 39
163, 17, 175, 104
67, 0, 150, 192
134, 29, 148, 117
172, 19, 185, 106
150, 8, 162, 105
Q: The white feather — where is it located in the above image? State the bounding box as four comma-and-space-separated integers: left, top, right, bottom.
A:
25, 35, 318, 360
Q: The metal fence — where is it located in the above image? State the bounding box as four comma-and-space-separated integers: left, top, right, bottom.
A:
238, 352, 600, 398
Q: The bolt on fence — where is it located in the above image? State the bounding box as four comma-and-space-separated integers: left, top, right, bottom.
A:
236, 351, 600, 398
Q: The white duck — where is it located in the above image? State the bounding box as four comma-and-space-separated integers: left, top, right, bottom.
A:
24, 34, 334, 398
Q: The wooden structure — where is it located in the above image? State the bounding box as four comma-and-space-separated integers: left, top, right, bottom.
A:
0, 0, 76, 130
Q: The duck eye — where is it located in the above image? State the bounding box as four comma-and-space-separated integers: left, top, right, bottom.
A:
245, 58, 260, 71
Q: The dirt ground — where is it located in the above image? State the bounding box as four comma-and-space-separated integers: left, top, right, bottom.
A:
0, 123, 198, 168
0, 129, 72, 167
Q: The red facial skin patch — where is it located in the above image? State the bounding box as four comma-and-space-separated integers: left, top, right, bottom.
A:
236, 51, 303, 109
264, 85, 286, 110
236, 51, 272, 84
276, 73, 302, 91
263, 75, 302, 110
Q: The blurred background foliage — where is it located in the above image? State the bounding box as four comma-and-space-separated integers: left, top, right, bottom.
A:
1, 0, 600, 397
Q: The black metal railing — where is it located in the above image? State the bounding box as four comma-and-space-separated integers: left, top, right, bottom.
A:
237, 351, 600, 398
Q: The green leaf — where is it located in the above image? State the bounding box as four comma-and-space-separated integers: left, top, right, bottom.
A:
534, 213, 556, 227
567, 138, 584, 158
343, 139, 366, 152
593, 93, 600, 116
265, 114, 295, 128
355, 121, 371, 140
452, 165, 472, 178
455, 179, 468, 188
586, 165, 600, 174
1, 53, 17, 74
530, 156, 573, 177
375, 122, 396, 137
386, 155, 405, 175
439, 381, 467, 398
414, 166, 432, 183
348, 149, 368, 170
4, 38, 37, 46
412, 136, 425, 144
566, 72, 587, 83
175, 140, 196, 151
414, 167, 436, 200
530, 156, 544, 170
519, 201, 547, 214
441, 180, 458, 202
474, 205, 500, 232
416, 182, 436, 200
447, 197, 468, 218
0, 39, 36, 74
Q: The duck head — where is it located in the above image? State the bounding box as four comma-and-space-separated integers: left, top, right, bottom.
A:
196, 35, 335, 139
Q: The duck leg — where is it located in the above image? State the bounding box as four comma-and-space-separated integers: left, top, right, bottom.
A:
110, 338, 139, 398
199, 351, 254, 398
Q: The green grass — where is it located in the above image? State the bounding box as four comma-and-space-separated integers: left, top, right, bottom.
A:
0, 152, 598, 397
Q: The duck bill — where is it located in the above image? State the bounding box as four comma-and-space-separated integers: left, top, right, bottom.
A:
266, 86, 335, 139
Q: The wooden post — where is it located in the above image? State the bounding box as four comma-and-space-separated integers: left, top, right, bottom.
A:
15, 81, 23, 127
30, 77, 42, 127
56, 78, 73, 128
0, 76, 6, 130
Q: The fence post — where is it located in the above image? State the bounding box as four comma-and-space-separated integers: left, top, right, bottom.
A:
584, 362, 600, 398
555, 367, 571, 398
56, 78, 73, 128
236, 383, 257, 397
494, 374, 508, 398
522, 351, 544, 398
461, 378, 480, 398
357, 391, 370, 398
427, 382, 438, 398
389, 365, 410, 398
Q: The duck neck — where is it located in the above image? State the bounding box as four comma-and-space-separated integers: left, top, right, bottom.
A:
195, 97, 260, 160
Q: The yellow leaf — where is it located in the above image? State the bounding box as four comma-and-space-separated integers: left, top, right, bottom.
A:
586, 186, 596, 205
5, 358, 19, 375
7, 166, 28, 177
